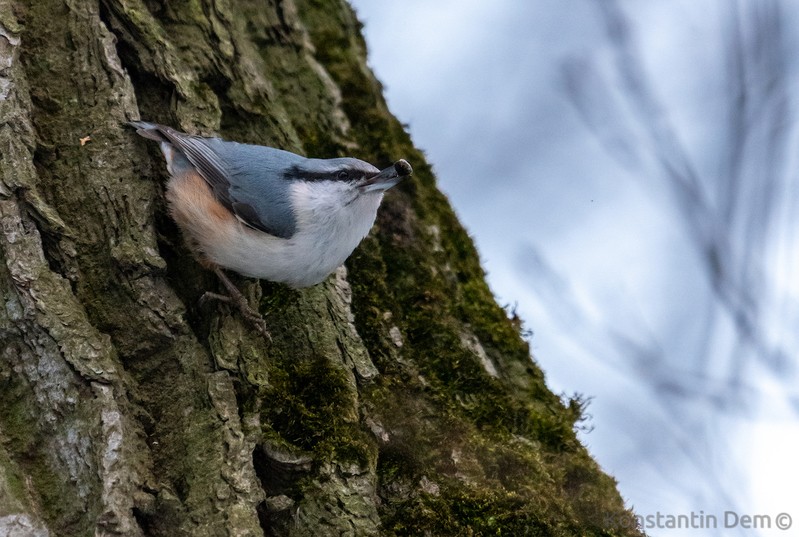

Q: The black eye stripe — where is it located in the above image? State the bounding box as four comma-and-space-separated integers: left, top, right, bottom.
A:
284, 165, 366, 182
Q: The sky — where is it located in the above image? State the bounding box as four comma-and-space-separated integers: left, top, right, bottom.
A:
349, 1, 799, 536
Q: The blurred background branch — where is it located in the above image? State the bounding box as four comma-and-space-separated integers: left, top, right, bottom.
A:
512, 0, 799, 527
558, 0, 796, 403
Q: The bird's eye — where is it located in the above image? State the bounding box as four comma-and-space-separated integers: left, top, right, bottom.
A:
337, 171, 350, 180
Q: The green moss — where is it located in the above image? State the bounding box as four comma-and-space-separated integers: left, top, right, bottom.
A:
383, 486, 573, 537
259, 352, 373, 466
0, 451, 27, 516
0, 374, 97, 534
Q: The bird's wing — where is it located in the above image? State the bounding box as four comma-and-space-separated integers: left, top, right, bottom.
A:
140, 123, 300, 239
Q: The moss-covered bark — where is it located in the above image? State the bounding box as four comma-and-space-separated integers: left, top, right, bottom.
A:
0, 0, 642, 535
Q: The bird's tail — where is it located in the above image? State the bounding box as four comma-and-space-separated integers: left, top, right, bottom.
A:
128, 121, 168, 143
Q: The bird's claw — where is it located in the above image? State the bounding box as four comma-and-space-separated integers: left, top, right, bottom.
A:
200, 269, 272, 342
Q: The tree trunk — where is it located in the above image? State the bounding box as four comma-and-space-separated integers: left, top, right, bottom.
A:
0, 0, 641, 535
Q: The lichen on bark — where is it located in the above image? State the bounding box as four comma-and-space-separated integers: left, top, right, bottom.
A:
0, 0, 643, 535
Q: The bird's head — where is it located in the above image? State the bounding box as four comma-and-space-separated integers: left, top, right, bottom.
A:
287, 157, 413, 196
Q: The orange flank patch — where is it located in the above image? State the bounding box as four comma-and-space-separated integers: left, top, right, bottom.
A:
166, 170, 236, 265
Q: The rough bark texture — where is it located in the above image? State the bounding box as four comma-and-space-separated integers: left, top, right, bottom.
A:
0, 1, 642, 535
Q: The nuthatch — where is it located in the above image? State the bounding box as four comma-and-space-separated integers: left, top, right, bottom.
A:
130, 121, 412, 335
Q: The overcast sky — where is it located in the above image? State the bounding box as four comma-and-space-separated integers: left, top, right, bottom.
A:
349, 1, 799, 535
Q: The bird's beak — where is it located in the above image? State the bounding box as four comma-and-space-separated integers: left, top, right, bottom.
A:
359, 159, 413, 193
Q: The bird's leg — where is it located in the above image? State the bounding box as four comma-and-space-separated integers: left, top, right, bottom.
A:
200, 267, 270, 340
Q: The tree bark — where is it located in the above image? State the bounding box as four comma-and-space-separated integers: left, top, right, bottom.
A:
0, 0, 642, 535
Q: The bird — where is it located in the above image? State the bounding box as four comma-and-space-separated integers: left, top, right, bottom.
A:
130, 121, 412, 337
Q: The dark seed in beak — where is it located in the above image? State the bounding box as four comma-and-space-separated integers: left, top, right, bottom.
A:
394, 159, 413, 177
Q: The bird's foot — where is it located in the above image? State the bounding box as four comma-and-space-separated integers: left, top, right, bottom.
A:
200, 268, 271, 342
